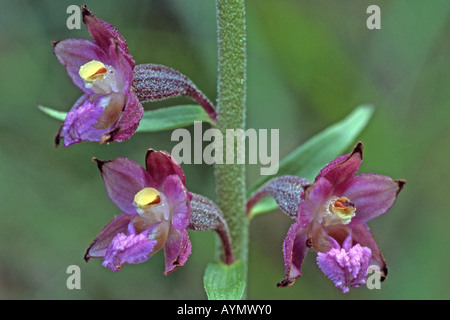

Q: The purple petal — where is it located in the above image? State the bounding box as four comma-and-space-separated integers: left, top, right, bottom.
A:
298, 177, 333, 228
69, 94, 91, 112
145, 149, 186, 187
107, 41, 134, 94
338, 174, 404, 223
277, 223, 309, 287
55, 94, 89, 146
163, 228, 192, 275
85, 213, 136, 260
109, 91, 144, 143
102, 228, 157, 271
61, 100, 109, 147
59, 93, 132, 146
95, 157, 156, 213
350, 223, 388, 280
82, 6, 132, 62
317, 234, 372, 293
53, 38, 109, 93
315, 142, 363, 187
163, 175, 190, 231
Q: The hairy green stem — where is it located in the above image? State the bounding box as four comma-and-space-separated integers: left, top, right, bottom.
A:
214, 0, 247, 270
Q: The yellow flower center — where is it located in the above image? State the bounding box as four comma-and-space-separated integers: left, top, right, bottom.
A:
329, 196, 356, 224
79, 60, 108, 84
134, 187, 161, 210
323, 196, 356, 226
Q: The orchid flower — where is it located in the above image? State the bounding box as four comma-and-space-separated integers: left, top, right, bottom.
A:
53, 6, 143, 147
84, 149, 191, 274
282, 143, 405, 291
248, 142, 405, 292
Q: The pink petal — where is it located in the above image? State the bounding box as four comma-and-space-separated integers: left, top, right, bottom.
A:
350, 223, 388, 280
107, 41, 134, 94
110, 91, 144, 142
163, 175, 190, 231
315, 142, 363, 187
94, 157, 156, 213
82, 6, 131, 61
277, 223, 309, 287
145, 149, 186, 187
339, 174, 404, 223
53, 38, 109, 93
298, 177, 333, 227
163, 228, 192, 275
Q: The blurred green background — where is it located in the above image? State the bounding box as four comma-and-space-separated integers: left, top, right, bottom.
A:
0, 0, 449, 299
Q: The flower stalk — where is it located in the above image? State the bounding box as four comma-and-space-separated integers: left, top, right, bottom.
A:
214, 0, 248, 268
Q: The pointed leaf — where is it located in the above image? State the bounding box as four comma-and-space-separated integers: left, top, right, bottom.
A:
136, 105, 215, 132
37, 104, 215, 132
248, 196, 279, 219
203, 260, 245, 300
37, 105, 67, 121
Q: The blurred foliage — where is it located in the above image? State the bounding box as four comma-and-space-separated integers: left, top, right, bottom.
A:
0, 0, 449, 299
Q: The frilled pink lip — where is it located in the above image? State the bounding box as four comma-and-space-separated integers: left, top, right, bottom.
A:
278, 142, 405, 287
52, 6, 143, 147
85, 150, 191, 274
317, 234, 372, 293
101, 225, 158, 271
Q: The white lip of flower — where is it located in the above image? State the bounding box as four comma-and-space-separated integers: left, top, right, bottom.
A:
133, 187, 170, 221
322, 196, 356, 226
79, 60, 119, 94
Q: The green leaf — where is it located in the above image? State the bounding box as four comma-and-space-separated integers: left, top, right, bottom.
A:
247, 104, 374, 218
248, 196, 283, 220
37, 104, 215, 131
136, 104, 215, 132
203, 260, 245, 300
37, 105, 67, 121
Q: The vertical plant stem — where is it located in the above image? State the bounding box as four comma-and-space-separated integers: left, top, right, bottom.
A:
214, 0, 247, 270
